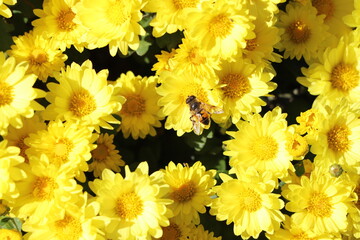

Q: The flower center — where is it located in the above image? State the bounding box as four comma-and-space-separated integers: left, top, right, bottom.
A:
91, 143, 109, 162
239, 188, 262, 212
172, 0, 198, 9
69, 88, 97, 117
327, 124, 351, 153
330, 62, 359, 92
171, 180, 196, 203
307, 191, 332, 217
250, 136, 278, 161
32, 176, 57, 200
293, 232, 311, 240
312, 0, 335, 21
115, 191, 143, 220
53, 138, 74, 165
107, 0, 131, 26
57, 8, 76, 31
209, 13, 233, 38
159, 223, 182, 240
0, 82, 14, 106
29, 49, 48, 66
245, 38, 258, 51
220, 73, 250, 99
286, 20, 311, 44
187, 48, 205, 65
121, 94, 146, 117
55, 214, 82, 240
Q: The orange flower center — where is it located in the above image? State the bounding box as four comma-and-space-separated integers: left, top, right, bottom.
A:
173, 0, 199, 9
69, 88, 97, 117
220, 73, 250, 99
115, 191, 143, 220
57, 8, 76, 31
286, 20, 311, 44
327, 124, 351, 153
121, 94, 146, 117
312, 0, 335, 21
209, 13, 233, 38
171, 180, 196, 203
330, 62, 359, 92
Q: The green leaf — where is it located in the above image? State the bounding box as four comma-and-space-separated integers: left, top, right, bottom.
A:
155, 30, 183, 51
0, 18, 14, 51
0, 216, 22, 232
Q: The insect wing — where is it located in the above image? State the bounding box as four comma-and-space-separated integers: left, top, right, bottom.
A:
201, 102, 223, 114
192, 120, 203, 135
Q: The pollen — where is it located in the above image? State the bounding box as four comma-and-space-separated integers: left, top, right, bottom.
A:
187, 48, 206, 65
91, 143, 109, 162
55, 214, 82, 240
327, 124, 351, 153
0, 82, 14, 106
330, 62, 359, 92
220, 73, 251, 99
115, 191, 143, 220
121, 94, 146, 117
107, 0, 131, 26
173, 0, 199, 10
312, 0, 335, 21
69, 88, 97, 117
29, 49, 48, 66
53, 138, 74, 165
250, 136, 278, 161
159, 223, 182, 240
209, 13, 234, 38
245, 38, 258, 51
286, 20, 311, 44
307, 191, 332, 217
32, 176, 57, 200
171, 180, 197, 203
239, 188, 262, 212
57, 8, 76, 31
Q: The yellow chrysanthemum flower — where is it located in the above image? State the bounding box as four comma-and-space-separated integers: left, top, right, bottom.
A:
0, 0, 16, 18
160, 161, 216, 224
285, 125, 309, 160
7, 31, 67, 82
309, 100, 360, 171
157, 70, 221, 136
171, 37, 221, 79
23, 193, 105, 240
25, 120, 96, 181
88, 133, 125, 178
0, 52, 45, 136
143, 0, 204, 37
32, 0, 88, 51
276, 1, 329, 62
152, 49, 177, 76
4, 114, 46, 164
311, 0, 353, 39
0, 140, 25, 200
184, 0, 254, 60
212, 58, 277, 125
210, 167, 285, 239
75, 0, 146, 56
89, 162, 172, 239
9, 156, 83, 225
296, 108, 323, 138
224, 107, 294, 181
298, 38, 360, 104
43, 60, 124, 132
113, 71, 163, 139
267, 215, 341, 239
282, 167, 353, 235
347, 180, 360, 238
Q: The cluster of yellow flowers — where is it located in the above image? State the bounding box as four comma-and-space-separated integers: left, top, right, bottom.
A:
1, 0, 360, 239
